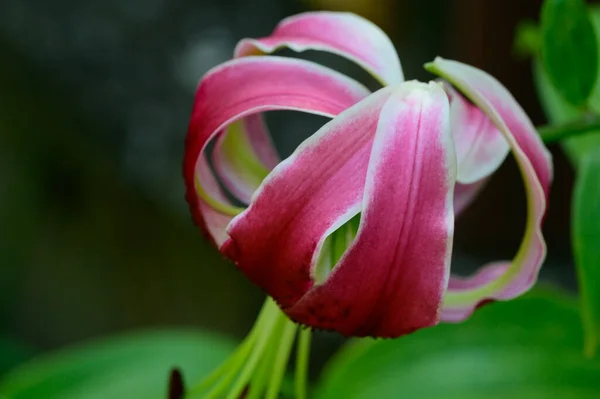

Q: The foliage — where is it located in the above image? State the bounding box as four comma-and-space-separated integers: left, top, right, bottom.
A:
0, 330, 235, 399
315, 290, 600, 399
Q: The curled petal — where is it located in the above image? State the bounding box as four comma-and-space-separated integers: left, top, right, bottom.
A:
212, 121, 272, 204
235, 11, 403, 86
426, 58, 553, 321
447, 85, 510, 184
289, 82, 456, 337
223, 88, 394, 307
195, 157, 238, 247
242, 114, 280, 170
225, 82, 457, 337
184, 56, 370, 245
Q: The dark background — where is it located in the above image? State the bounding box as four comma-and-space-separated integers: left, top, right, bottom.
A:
0, 0, 575, 370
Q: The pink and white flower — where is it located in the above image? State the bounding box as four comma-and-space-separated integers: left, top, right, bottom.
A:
183, 11, 553, 337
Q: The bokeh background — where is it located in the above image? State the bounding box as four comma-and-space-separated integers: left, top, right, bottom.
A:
0, 0, 576, 376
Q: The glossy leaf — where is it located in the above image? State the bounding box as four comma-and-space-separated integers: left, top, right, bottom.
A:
541, 0, 598, 106
533, 2, 600, 164
535, 5, 600, 357
0, 330, 235, 399
315, 290, 600, 399
573, 148, 600, 357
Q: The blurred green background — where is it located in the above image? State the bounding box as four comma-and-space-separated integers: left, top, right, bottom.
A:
0, 0, 586, 392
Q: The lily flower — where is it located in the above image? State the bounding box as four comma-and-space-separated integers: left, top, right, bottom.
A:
183, 11, 552, 398
185, 11, 552, 336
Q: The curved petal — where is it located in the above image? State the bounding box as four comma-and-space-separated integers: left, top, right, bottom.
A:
212, 121, 272, 204
222, 88, 394, 307
447, 84, 510, 184
425, 58, 553, 321
287, 82, 456, 337
235, 11, 403, 86
184, 56, 370, 245
212, 114, 280, 204
243, 114, 280, 170
224, 82, 456, 338
195, 157, 237, 247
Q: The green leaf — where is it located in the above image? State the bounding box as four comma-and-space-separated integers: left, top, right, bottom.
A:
315, 290, 600, 399
541, 0, 598, 106
573, 149, 600, 357
534, 54, 600, 164
534, 5, 600, 164
0, 329, 235, 399
0, 336, 34, 377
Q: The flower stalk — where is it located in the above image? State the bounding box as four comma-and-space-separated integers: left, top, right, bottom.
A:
187, 298, 310, 399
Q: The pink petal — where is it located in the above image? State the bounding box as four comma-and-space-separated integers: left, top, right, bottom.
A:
224, 82, 457, 337
194, 157, 235, 247
443, 262, 509, 321
235, 11, 403, 86
243, 114, 280, 170
184, 56, 370, 245
447, 84, 510, 184
426, 58, 553, 320
222, 88, 393, 307
212, 121, 272, 204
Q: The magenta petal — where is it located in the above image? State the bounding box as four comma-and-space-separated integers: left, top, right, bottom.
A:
224, 82, 456, 337
195, 157, 237, 247
426, 58, 553, 320
287, 82, 455, 337
235, 11, 403, 85
184, 56, 370, 245
447, 85, 510, 184
222, 88, 394, 307
212, 121, 273, 204
443, 262, 509, 321
243, 114, 280, 170
212, 115, 280, 204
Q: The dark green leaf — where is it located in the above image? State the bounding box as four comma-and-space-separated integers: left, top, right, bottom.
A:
573, 149, 600, 357
541, 0, 598, 106
535, 6, 600, 356
533, 53, 600, 163
533, 5, 600, 163
315, 290, 600, 399
0, 329, 235, 399
0, 336, 34, 377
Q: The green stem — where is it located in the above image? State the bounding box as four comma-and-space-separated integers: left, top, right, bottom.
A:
188, 332, 255, 396
246, 314, 286, 399
294, 328, 312, 399
538, 114, 600, 143
225, 299, 282, 399
187, 298, 272, 398
185, 297, 304, 399
265, 319, 298, 399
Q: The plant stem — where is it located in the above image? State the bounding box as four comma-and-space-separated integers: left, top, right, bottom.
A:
538, 115, 600, 143
246, 313, 286, 399
186, 297, 304, 399
225, 299, 281, 399
265, 319, 297, 399
187, 298, 271, 398
294, 328, 312, 399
